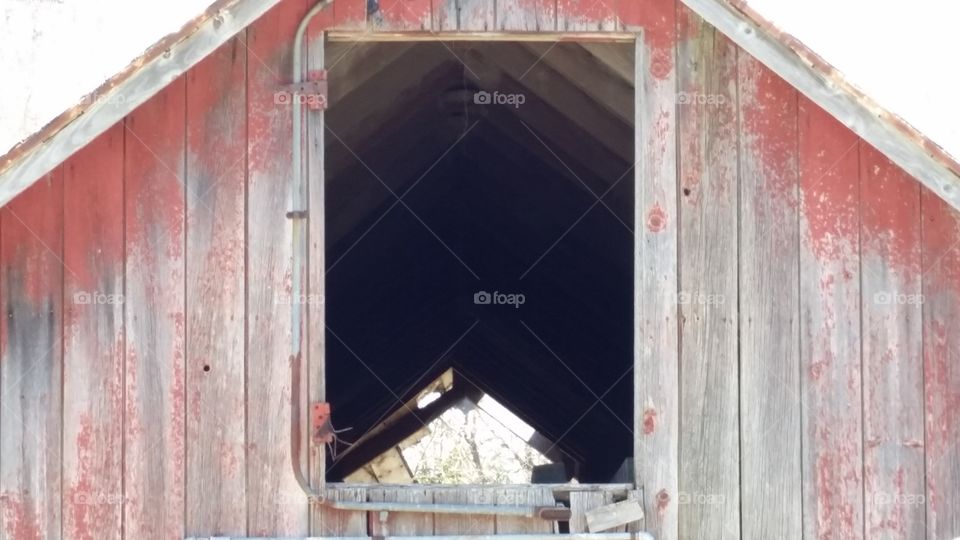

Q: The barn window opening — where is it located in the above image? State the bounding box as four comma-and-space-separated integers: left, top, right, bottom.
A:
324, 40, 635, 486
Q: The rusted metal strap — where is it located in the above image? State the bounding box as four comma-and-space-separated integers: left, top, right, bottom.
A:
312, 401, 335, 444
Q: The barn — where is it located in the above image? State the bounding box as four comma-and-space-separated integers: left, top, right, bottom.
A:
0, 0, 958, 538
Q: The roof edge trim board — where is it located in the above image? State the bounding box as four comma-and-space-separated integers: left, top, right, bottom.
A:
0, 0, 284, 208
681, 0, 960, 211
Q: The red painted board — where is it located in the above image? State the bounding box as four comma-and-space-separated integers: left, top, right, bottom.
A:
737, 54, 802, 539
922, 186, 960, 539
184, 36, 248, 536
0, 170, 63, 540
632, 1, 679, 540
557, 0, 620, 31
798, 98, 864, 540
246, 0, 311, 534
371, 0, 432, 30
860, 144, 924, 539
123, 77, 187, 539
62, 123, 125, 540
676, 7, 740, 539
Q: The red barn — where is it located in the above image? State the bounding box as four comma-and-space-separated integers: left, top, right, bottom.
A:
0, 0, 958, 539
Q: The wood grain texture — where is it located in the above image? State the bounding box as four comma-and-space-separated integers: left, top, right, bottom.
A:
494, 486, 554, 533
798, 97, 864, 540
557, 0, 620, 31
921, 187, 960, 540
435, 0, 495, 30
370, 0, 432, 30
123, 76, 187, 540
497, 0, 556, 31
184, 35, 248, 536
245, 0, 310, 534
0, 170, 63, 540
433, 487, 497, 534
631, 2, 679, 540
676, 8, 739, 539
368, 487, 434, 535
736, 53, 802, 540
860, 144, 925, 540
62, 124, 125, 540
569, 491, 615, 533
315, 487, 367, 536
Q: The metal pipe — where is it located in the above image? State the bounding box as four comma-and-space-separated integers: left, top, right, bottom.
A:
186, 534, 655, 540
289, 0, 332, 505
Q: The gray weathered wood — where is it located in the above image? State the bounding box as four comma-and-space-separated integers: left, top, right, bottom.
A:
736, 53, 802, 539
368, 487, 435, 536
681, 0, 960, 213
497, 0, 556, 31
585, 499, 643, 532
0, 0, 286, 210
495, 486, 555, 533
569, 491, 614, 533
633, 12, 679, 540
676, 10, 740, 539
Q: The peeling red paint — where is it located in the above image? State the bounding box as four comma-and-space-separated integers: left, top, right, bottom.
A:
1, 495, 42, 540
655, 490, 670, 517
642, 408, 657, 434
646, 203, 667, 232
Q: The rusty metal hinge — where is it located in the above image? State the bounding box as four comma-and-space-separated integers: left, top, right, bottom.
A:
312, 402, 334, 444
279, 69, 328, 111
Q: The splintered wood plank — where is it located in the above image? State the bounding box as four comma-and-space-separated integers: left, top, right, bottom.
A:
433, 487, 496, 534
246, 0, 311, 535
123, 75, 187, 540
434, 0, 495, 30
495, 486, 555, 533
62, 123, 125, 540
185, 35, 248, 536
631, 2, 679, 540
497, 0, 556, 31
737, 54, 802, 539
921, 186, 960, 539
0, 170, 63, 540
556, 0, 619, 31
368, 487, 434, 535
798, 98, 864, 539
585, 498, 643, 532
316, 487, 368, 536
860, 144, 925, 539
676, 9, 739, 539
370, 0, 432, 30
569, 491, 614, 533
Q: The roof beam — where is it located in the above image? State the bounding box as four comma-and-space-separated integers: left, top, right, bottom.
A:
682, 0, 960, 210
0, 0, 285, 208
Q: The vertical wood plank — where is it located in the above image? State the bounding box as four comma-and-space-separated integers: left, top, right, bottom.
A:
185, 36, 248, 536
368, 487, 434, 536
798, 98, 864, 540
860, 144, 925, 540
630, 1, 679, 540
246, 0, 310, 535
921, 187, 960, 539
676, 8, 739, 539
569, 491, 614, 533
496, 0, 555, 31
737, 54, 802, 539
434, 487, 497, 534
435, 0, 495, 30
316, 487, 368, 536
123, 77, 187, 540
0, 171, 63, 540
334, 0, 367, 29
370, 0, 432, 30
62, 124, 125, 540
556, 0, 620, 31
495, 486, 555, 533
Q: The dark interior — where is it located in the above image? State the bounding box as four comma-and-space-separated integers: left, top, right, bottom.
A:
324, 41, 635, 483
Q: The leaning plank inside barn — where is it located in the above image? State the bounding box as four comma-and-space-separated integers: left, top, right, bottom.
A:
1, 0, 959, 539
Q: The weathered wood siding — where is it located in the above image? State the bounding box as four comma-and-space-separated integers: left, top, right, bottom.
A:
0, 1, 957, 539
